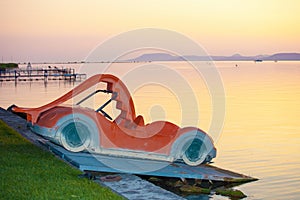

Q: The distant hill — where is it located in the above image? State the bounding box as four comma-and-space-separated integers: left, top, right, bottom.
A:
211, 53, 254, 61
263, 53, 300, 61
129, 53, 176, 61
124, 52, 300, 62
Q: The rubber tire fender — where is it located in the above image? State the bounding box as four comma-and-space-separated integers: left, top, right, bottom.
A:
171, 129, 214, 166
55, 113, 99, 152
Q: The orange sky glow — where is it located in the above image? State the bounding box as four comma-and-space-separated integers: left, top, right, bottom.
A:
0, 0, 300, 62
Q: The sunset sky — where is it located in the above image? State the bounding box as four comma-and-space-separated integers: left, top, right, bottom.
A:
1, 0, 300, 62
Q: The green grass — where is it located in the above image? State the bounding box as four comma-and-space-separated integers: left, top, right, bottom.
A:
0, 120, 123, 200
215, 188, 247, 198
179, 185, 211, 194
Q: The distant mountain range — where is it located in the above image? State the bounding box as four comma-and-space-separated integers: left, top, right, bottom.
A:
124, 52, 300, 62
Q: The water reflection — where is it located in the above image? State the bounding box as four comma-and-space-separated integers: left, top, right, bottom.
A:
0, 80, 77, 108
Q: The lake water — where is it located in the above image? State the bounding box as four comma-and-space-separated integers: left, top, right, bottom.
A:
1, 61, 300, 199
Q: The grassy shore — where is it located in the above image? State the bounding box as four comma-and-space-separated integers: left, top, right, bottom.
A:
0, 120, 123, 200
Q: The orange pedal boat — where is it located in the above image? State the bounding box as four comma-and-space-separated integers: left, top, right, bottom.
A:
10, 74, 216, 166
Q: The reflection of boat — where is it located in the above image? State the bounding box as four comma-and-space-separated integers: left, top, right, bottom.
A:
254, 59, 263, 62
10, 74, 216, 166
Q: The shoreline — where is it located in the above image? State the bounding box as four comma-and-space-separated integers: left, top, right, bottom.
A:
0, 107, 184, 200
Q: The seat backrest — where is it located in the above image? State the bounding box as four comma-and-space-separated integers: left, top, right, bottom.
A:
134, 115, 144, 126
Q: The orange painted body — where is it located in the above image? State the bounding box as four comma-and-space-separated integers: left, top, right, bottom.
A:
11, 74, 216, 164
36, 105, 182, 154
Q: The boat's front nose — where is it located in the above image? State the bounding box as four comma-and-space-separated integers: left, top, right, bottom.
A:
7, 104, 31, 121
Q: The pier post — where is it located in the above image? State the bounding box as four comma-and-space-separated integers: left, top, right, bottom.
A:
44, 69, 48, 82
14, 70, 17, 82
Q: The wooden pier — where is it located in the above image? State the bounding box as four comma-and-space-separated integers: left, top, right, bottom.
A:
0, 67, 86, 82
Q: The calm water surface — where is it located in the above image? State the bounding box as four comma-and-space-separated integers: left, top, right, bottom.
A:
1, 61, 299, 199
